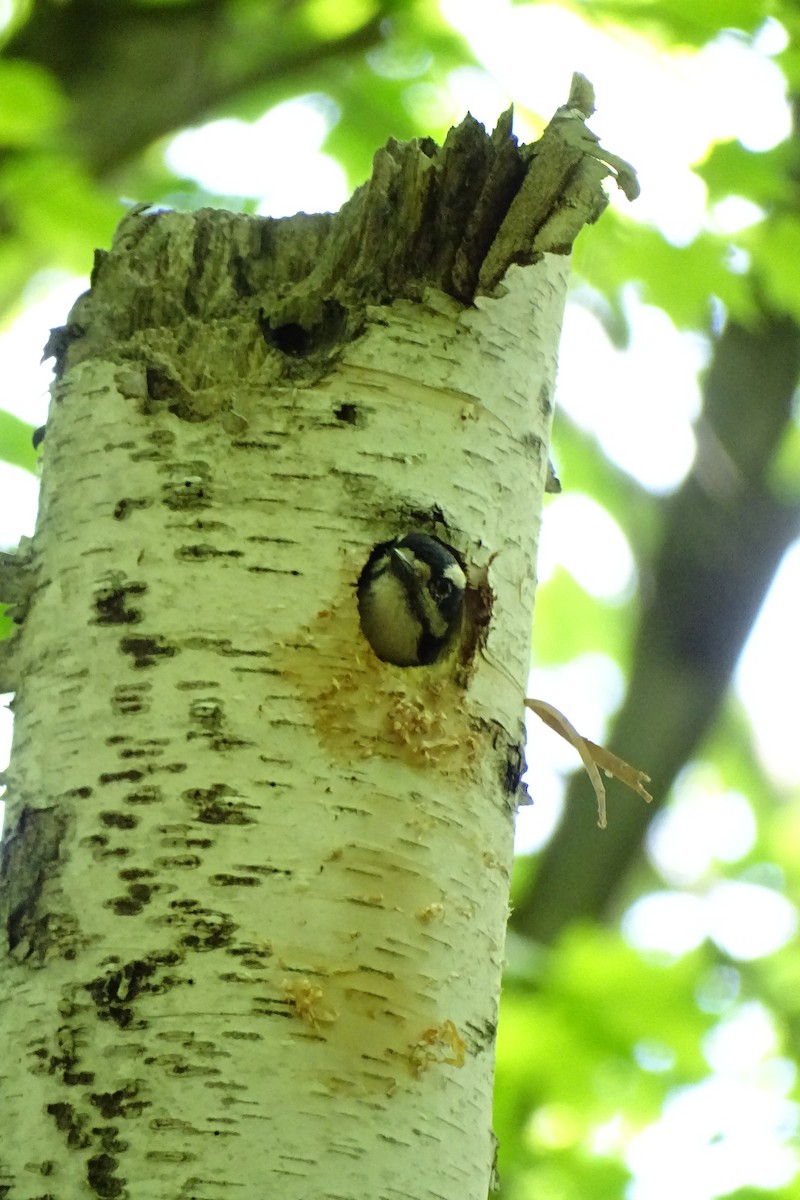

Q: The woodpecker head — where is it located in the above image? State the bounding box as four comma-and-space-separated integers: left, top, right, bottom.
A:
357, 532, 466, 667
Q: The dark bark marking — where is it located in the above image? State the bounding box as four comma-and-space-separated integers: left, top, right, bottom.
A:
502, 736, 526, 798
86, 953, 182, 1028
86, 1150, 123, 1198
176, 543, 243, 561
42, 322, 85, 378
145, 364, 182, 402
113, 497, 149, 520
184, 783, 257, 825
118, 635, 177, 669
258, 298, 348, 357
333, 401, 360, 425
46, 1101, 91, 1148
161, 461, 213, 510
99, 811, 138, 829
111, 683, 151, 716
93, 578, 146, 626
209, 874, 262, 887
98, 769, 144, 785
0, 806, 69, 958
90, 1083, 148, 1119
123, 785, 162, 805
168, 899, 238, 951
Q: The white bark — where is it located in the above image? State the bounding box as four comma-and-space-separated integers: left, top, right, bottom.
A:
0, 69, 640, 1195
0, 238, 568, 1198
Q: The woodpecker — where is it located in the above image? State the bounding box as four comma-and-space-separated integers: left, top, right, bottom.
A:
357, 532, 466, 667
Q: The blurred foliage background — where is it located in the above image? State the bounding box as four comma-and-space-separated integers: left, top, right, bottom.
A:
1, 1, 799, 1197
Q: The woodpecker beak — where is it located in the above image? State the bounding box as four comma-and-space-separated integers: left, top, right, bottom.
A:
389, 546, 419, 582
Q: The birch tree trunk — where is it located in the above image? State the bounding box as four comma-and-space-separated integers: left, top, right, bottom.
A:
0, 81, 635, 1200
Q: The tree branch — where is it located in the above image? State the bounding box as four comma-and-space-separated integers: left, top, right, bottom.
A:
513, 312, 800, 942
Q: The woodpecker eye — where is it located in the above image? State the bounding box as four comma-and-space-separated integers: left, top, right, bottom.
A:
430, 577, 455, 601
428, 571, 465, 620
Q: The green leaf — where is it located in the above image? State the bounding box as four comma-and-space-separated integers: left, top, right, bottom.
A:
748, 213, 800, 323
302, 0, 380, 39
580, 211, 754, 327
0, 152, 121, 272
553, 929, 711, 1062
0, 607, 13, 643
0, 61, 67, 146
767, 411, 800, 501
494, 925, 715, 1196
533, 566, 635, 669
322, 4, 472, 185
775, 36, 800, 93
0, 409, 38, 475
696, 139, 794, 209
572, 0, 764, 45
323, 70, 436, 186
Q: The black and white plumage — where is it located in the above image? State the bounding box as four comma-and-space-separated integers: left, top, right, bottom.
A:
357, 532, 466, 667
